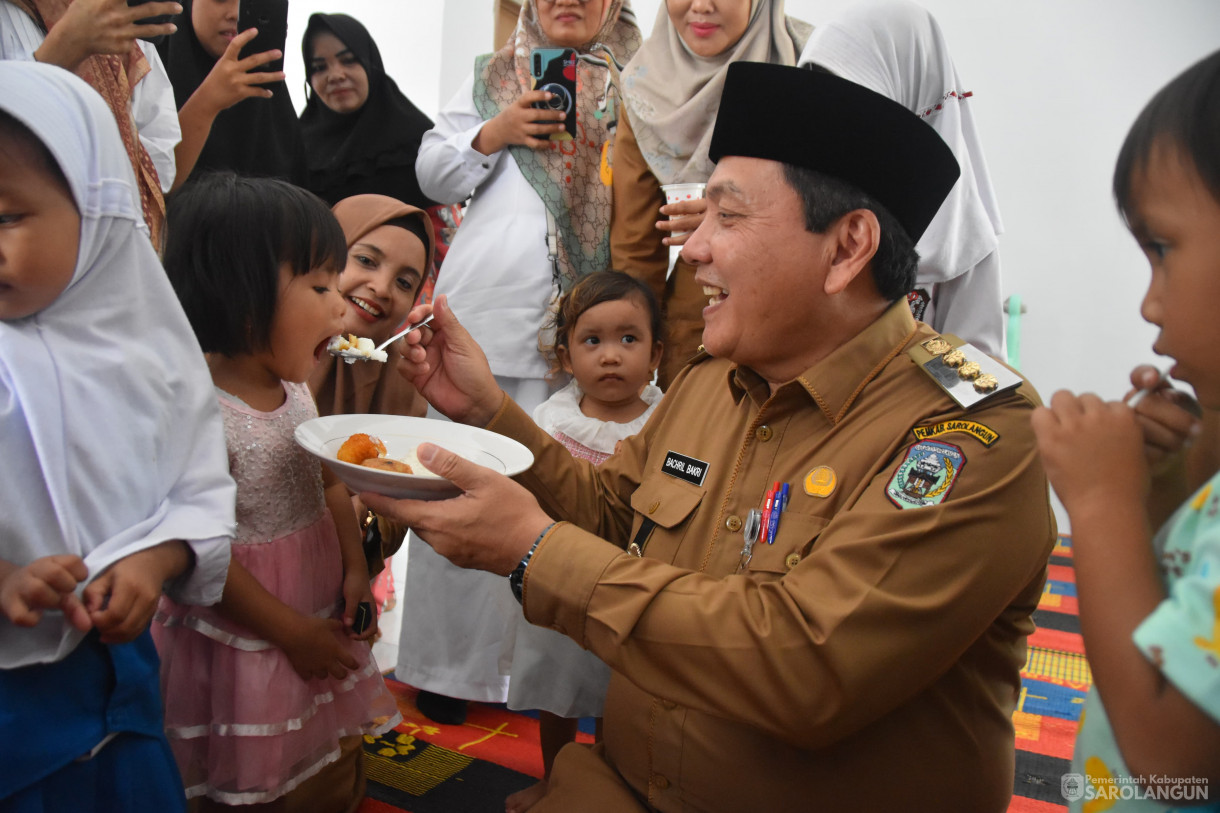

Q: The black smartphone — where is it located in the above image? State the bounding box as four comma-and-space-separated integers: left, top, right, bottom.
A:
127, 0, 174, 44
530, 47, 577, 141
237, 0, 289, 72
352, 601, 373, 636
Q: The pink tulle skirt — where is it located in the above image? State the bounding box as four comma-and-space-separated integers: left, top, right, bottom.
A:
153, 514, 400, 804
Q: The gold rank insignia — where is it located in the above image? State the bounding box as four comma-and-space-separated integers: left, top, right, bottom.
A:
921, 337, 952, 356
804, 466, 837, 498
906, 333, 1024, 410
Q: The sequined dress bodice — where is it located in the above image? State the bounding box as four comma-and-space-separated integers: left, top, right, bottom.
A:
216, 381, 325, 544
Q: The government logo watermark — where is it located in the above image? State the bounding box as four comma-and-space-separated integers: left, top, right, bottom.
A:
1061, 773, 1209, 802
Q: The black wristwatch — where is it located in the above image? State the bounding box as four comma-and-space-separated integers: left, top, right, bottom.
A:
509, 523, 555, 604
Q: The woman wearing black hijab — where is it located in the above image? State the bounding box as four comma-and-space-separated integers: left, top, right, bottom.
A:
299, 13, 436, 210
157, 0, 307, 186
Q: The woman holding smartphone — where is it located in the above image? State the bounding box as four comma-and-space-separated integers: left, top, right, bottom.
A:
158, 0, 306, 186
0, 0, 182, 245
397, 0, 639, 742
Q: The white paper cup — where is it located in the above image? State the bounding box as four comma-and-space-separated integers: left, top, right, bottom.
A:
660, 182, 706, 238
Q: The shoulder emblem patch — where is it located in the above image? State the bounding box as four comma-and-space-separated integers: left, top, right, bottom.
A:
912, 420, 999, 447
886, 440, 966, 510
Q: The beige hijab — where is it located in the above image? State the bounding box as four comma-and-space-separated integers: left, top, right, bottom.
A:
308, 195, 435, 420
622, 0, 810, 184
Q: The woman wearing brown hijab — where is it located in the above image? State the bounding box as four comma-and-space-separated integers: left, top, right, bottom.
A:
309, 194, 434, 577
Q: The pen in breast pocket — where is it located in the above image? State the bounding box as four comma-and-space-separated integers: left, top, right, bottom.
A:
759, 483, 777, 542
766, 482, 788, 544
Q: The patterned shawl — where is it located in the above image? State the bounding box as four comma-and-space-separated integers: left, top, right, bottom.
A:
12, 0, 166, 249
472, 0, 641, 290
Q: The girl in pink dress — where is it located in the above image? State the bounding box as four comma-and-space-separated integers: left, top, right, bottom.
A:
152, 172, 401, 810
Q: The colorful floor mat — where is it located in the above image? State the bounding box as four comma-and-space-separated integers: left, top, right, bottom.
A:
359, 536, 1088, 812
1011, 535, 1089, 812
356, 681, 593, 813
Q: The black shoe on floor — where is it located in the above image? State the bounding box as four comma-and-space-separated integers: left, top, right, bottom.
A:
416, 690, 468, 725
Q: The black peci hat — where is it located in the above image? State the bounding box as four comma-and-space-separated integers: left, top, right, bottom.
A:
709, 62, 960, 243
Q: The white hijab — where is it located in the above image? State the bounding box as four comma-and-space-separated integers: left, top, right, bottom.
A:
799, 0, 1003, 285
623, 0, 810, 184
0, 62, 235, 668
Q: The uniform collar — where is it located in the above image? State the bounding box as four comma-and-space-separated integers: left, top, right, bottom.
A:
729, 300, 919, 423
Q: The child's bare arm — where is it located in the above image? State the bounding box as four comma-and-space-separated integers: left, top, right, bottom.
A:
216, 557, 358, 680
84, 541, 190, 643
323, 467, 376, 640
1033, 391, 1220, 784
0, 555, 91, 632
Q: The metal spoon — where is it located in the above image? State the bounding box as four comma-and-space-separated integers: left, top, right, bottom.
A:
328, 314, 435, 364
1126, 367, 1169, 408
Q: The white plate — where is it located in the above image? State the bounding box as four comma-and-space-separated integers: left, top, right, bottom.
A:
294, 414, 534, 500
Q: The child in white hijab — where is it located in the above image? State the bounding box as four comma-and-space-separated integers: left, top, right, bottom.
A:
0, 61, 235, 810
799, 0, 1006, 357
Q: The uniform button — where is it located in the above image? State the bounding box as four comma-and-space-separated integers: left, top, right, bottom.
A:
725, 515, 743, 532
654, 775, 670, 790
661, 699, 676, 710
784, 553, 801, 571
756, 425, 774, 442
648, 500, 660, 514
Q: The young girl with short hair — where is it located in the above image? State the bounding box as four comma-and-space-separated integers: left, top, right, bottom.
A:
153, 172, 400, 810
504, 270, 663, 812
0, 61, 235, 811
1032, 49, 1220, 808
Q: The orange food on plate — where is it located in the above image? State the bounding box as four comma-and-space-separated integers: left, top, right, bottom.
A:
360, 457, 413, 474
336, 433, 386, 465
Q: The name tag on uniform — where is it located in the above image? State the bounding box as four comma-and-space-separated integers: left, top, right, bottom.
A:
662, 451, 708, 487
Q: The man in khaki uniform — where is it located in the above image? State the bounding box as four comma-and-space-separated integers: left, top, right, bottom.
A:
367, 63, 1056, 812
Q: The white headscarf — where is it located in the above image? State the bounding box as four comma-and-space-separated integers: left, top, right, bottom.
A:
798, 0, 1003, 285
0, 62, 235, 668
623, 0, 811, 185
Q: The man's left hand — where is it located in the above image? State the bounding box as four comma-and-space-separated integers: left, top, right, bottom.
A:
362, 443, 553, 576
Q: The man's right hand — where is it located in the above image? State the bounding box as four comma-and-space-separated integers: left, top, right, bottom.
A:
35, 0, 182, 70
395, 295, 505, 427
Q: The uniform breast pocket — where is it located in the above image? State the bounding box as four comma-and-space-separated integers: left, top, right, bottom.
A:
627, 474, 705, 559
743, 512, 829, 578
